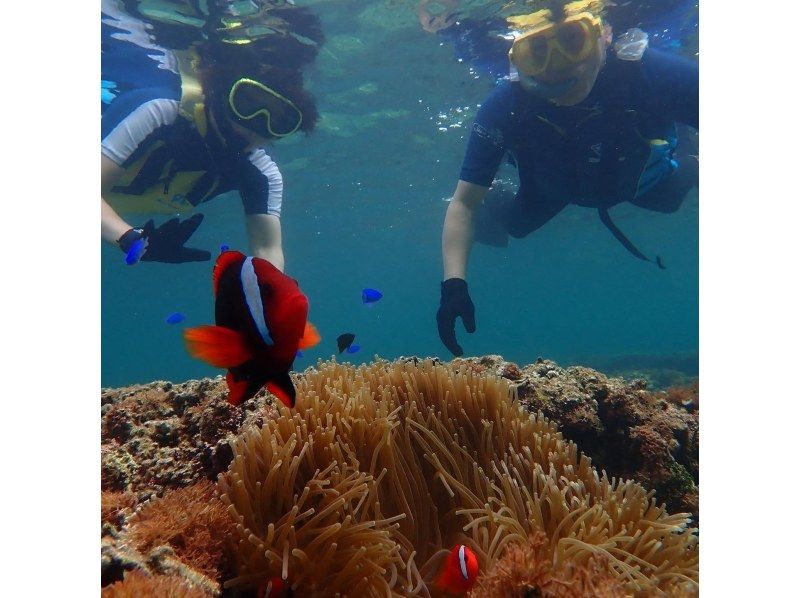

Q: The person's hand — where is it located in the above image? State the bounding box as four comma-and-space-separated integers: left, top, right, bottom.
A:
436, 278, 476, 357
119, 214, 211, 264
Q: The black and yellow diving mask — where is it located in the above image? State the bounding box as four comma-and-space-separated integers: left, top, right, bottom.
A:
508, 10, 604, 77
228, 78, 303, 138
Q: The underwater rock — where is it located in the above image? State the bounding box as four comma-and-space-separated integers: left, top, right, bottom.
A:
101, 356, 699, 594
457, 356, 699, 522
101, 377, 278, 494
101, 357, 699, 520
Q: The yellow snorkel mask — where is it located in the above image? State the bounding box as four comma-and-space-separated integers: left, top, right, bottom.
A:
228, 78, 303, 138
508, 0, 605, 78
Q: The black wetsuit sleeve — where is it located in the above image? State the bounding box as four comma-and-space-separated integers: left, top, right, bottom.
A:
641, 48, 699, 129
458, 83, 514, 187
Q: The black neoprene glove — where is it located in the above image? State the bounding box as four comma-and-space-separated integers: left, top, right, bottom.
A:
436, 278, 476, 357
118, 214, 211, 264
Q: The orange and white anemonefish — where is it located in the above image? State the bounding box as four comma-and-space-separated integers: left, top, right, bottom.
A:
434, 544, 479, 595
184, 250, 320, 408
257, 576, 292, 598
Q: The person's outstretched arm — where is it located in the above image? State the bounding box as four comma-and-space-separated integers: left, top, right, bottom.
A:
246, 214, 284, 272
437, 180, 489, 356
101, 154, 132, 244
442, 180, 489, 280
101, 153, 210, 263
239, 149, 286, 271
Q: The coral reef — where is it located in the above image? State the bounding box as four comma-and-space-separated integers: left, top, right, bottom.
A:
456, 356, 699, 522
101, 490, 138, 531
219, 359, 697, 595
101, 378, 279, 494
126, 480, 235, 581
102, 570, 208, 598
100, 356, 700, 595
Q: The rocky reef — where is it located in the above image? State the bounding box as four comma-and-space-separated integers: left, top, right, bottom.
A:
101, 356, 698, 596
460, 356, 699, 521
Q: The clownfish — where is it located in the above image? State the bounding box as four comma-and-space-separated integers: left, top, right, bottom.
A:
257, 576, 293, 598
434, 544, 479, 596
184, 251, 320, 408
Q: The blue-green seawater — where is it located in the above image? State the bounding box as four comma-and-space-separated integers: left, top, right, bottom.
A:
101, 1, 698, 388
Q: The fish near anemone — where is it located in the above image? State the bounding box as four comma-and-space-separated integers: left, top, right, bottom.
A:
258, 576, 292, 598
434, 544, 479, 595
184, 251, 320, 408
336, 333, 356, 354
361, 288, 383, 304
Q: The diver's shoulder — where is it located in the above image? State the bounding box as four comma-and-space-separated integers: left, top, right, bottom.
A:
638, 46, 698, 75
481, 79, 517, 108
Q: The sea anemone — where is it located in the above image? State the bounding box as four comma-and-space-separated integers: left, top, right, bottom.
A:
470, 530, 626, 597
219, 359, 698, 596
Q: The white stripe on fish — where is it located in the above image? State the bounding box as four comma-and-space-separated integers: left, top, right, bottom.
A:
241, 257, 273, 346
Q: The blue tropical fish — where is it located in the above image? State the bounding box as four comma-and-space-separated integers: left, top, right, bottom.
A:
362, 288, 383, 304
125, 237, 148, 265
166, 312, 186, 325
346, 345, 361, 354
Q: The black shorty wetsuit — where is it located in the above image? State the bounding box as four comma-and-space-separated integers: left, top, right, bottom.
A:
459, 47, 698, 240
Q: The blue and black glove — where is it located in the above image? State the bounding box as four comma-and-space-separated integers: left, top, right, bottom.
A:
436, 278, 476, 357
117, 214, 211, 264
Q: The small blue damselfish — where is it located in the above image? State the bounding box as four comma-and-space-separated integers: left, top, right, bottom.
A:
346, 345, 361, 354
125, 238, 148, 265
166, 312, 186, 325
362, 288, 383, 304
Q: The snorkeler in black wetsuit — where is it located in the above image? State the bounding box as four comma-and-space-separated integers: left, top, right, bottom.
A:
435, 0, 698, 356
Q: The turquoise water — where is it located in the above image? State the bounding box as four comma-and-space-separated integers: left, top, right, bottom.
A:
101, 1, 698, 388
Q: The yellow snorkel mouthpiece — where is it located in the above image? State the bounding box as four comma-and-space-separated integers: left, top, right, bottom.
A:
228, 78, 303, 139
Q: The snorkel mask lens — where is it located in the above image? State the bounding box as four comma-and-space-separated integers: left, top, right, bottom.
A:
228, 78, 303, 138
509, 13, 602, 77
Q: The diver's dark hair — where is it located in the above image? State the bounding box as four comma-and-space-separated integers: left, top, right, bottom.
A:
195, 4, 324, 141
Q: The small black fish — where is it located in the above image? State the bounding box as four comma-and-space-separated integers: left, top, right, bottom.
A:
337, 333, 356, 354
656, 256, 666, 270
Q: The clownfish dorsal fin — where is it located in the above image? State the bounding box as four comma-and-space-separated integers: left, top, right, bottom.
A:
213, 250, 246, 296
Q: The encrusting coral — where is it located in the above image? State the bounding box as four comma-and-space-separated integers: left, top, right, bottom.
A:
219, 358, 698, 596
125, 480, 235, 581
101, 570, 208, 597
101, 490, 138, 530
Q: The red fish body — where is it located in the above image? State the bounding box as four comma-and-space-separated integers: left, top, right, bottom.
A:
258, 576, 292, 598
434, 544, 479, 596
184, 251, 320, 407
